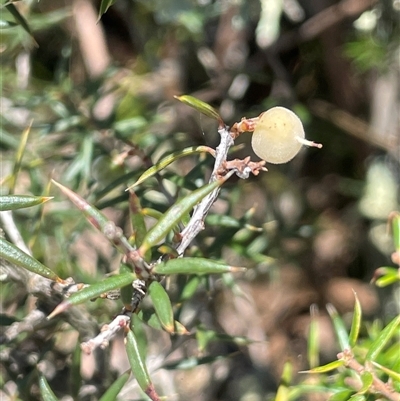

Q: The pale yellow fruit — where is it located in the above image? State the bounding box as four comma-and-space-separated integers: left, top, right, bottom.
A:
251, 106, 305, 164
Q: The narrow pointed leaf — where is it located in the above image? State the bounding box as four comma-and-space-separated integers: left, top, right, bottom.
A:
9, 122, 31, 193
390, 212, 400, 251
308, 304, 319, 368
98, 0, 116, 21
179, 276, 202, 301
6, 4, 38, 46
349, 291, 362, 348
139, 176, 229, 254
131, 313, 148, 360
371, 361, 400, 382
129, 191, 147, 247
301, 359, 344, 373
0, 237, 64, 283
0, 195, 53, 211
372, 267, 400, 287
152, 257, 246, 275
275, 362, 292, 401
47, 273, 136, 319
327, 303, 350, 350
349, 396, 365, 401
174, 95, 222, 123
148, 281, 174, 333
39, 375, 59, 401
52, 180, 109, 230
366, 315, 400, 361
99, 371, 130, 401
126, 330, 161, 401
127, 146, 215, 189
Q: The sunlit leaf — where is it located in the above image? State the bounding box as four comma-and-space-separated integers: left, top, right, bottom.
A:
0, 237, 65, 283
174, 95, 223, 124
39, 375, 59, 401
366, 315, 400, 361
152, 257, 245, 275
356, 371, 373, 394
47, 273, 136, 319
148, 281, 174, 333
371, 361, 400, 382
349, 291, 362, 348
328, 390, 355, 401
0, 195, 53, 211
372, 267, 400, 287
301, 359, 344, 373
275, 361, 292, 401
127, 146, 215, 189
139, 176, 231, 255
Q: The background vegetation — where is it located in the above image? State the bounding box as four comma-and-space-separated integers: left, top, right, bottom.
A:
1, 0, 399, 400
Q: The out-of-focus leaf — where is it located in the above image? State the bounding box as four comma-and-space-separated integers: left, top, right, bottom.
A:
0, 195, 53, 211
148, 281, 174, 333
349, 395, 366, 401
301, 359, 344, 373
99, 371, 130, 401
327, 303, 350, 350
98, 0, 116, 21
47, 273, 136, 319
70, 345, 81, 399
0, 237, 65, 283
5, 3, 38, 46
328, 390, 355, 401
308, 304, 319, 368
174, 95, 223, 124
366, 315, 400, 361
129, 191, 148, 248
349, 291, 362, 348
371, 361, 400, 382
0, 20, 18, 28
39, 375, 59, 401
356, 371, 373, 394
275, 361, 292, 401
372, 267, 400, 287
152, 257, 246, 275
390, 212, 400, 251
126, 330, 161, 401
9, 122, 31, 193
179, 276, 201, 301
127, 146, 215, 189
163, 354, 228, 370
139, 176, 230, 254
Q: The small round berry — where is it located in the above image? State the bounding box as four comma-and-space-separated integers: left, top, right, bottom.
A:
251, 106, 305, 164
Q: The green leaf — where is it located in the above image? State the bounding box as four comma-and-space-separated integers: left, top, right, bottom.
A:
163, 354, 227, 370
328, 390, 354, 401
47, 273, 136, 319
356, 371, 373, 394
179, 276, 201, 301
0, 195, 53, 211
366, 315, 400, 361
131, 313, 148, 360
275, 361, 292, 401
39, 375, 59, 401
139, 176, 230, 255
0, 237, 64, 283
126, 330, 161, 401
349, 291, 362, 348
127, 146, 215, 189
148, 281, 174, 333
372, 267, 400, 287
152, 257, 246, 275
390, 212, 400, 251
301, 359, 344, 373
98, 0, 116, 21
70, 346, 81, 399
99, 371, 130, 401
371, 361, 400, 382
308, 304, 319, 368
5, 3, 38, 46
327, 303, 350, 350
349, 395, 366, 401
174, 95, 223, 124
129, 191, 148, 248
